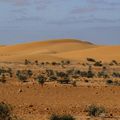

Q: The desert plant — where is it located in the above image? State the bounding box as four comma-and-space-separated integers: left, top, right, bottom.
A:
50, 114, 75, 120
52, 62, 57, 66
61, 60, 71, 65
94, 61, 102, 67
106, 79, 113, 85
86, 105, 105, 117
24, 59, 29, 65
17, 74, 28, 82
41, 62, 45, 65
113, 81, 120, 86
0, 74, 6, 83
46, 69, 55, 77
87, 58, 96, 62
0, 102, 21, 120
106, 80, 120, 86
87, 70, 94, 78
74, 69, 81, 76
112, 60, 118, 65
80, 71, 88, 77
56, 71, 68, 78
97, 68, 109, 78
66, 69, 75, 75
36, 75, 46, 86
49, 76, 57, 81
58, 77, 70, 84
16, 71, 28, 82
35, 60, 38, 65
27, 70, 33, 77
112, 72, 120, 78
0, 102, 12, 120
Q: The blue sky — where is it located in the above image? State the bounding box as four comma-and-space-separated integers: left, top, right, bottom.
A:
0, 0, 120, 45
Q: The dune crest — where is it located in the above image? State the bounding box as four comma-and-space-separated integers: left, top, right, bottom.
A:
0, 39, 119, 62
0, 39, 96, 62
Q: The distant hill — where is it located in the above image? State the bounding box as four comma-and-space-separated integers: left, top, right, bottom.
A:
0, 39, 96, 62
0, 38, 119, 62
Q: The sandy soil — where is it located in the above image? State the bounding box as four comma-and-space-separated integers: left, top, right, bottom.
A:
0, 82, 120, 120
0, 39, 120, 120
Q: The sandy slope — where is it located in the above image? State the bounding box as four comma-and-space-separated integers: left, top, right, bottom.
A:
0, 39, 96, 62
0, 39, 119, 62
55, 45, 120, 62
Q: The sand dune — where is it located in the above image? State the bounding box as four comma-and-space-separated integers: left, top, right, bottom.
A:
0, 39, 119, 62
55, 45, 120, 62
0, 39, 96, 62
0, 39, 95, 53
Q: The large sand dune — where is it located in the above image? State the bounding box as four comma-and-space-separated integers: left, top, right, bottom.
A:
0, 39, 119, 62
0, 39, 96, 62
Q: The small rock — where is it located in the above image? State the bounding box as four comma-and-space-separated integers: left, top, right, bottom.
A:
44, 107, 49, 111
18, 89, 22, 93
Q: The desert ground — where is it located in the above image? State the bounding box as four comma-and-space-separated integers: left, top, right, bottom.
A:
0, 39, 120, 120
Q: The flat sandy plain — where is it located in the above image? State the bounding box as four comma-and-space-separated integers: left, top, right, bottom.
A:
0, 39, 120, 120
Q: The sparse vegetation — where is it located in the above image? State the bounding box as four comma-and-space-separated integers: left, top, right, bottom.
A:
106, 79, 120, 86
24, 59, 29, 65
16, 70, 28, 82
94, 61, 103, 67
87, 58, 96, 62
112, 72, 120, 78
58, 77, 70, 84
0, 74, 6, 83
36, 75, 46, 86
0, 102, 11, 120
0, 102, 20, 120
35, 60, 39, 65
97, 67, 109, 78
27, 70, 33, 77
106, 79, 113, 85
50, 114, 75, 120
86, 105, 105, 117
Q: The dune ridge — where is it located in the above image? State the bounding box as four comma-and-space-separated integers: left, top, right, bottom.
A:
0, 39, 96, 62
0, 38, 119, 62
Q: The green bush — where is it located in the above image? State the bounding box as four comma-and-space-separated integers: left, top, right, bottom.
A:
0, 74, 6, 83
87, 58, 96, 62
86, 105, 105, 117
0, 102, 11, 120
112, 72, 120, 78
17, 74, 28, 82
0, 102, 20, 120
97, 71, 108, 78
87, 71, 94, 78
36, 75, 46, 86
106, 79, 113, 85
16, 71, 28, 82
94, 61, 102, 67
106, 80, 120, 86
27, 70, 33, 77
50, 114, 75, 120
